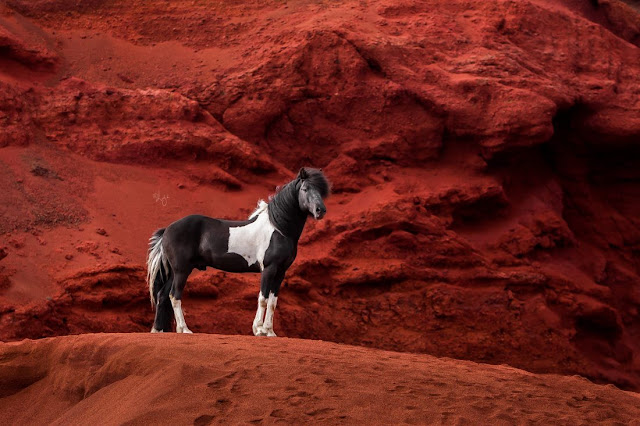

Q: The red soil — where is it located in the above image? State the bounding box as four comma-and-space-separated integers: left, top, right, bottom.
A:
1, 0, 640, 399
2, 333, 640, 424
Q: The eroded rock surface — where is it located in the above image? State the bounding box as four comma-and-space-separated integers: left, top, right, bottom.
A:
0, 0, 639, 391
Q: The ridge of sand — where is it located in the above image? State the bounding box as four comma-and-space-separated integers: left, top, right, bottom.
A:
1, 333, 639, 425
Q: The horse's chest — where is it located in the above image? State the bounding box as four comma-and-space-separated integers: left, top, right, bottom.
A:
227, 212, 275, 270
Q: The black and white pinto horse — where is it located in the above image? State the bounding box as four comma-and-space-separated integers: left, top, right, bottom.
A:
146, 168, 329, 336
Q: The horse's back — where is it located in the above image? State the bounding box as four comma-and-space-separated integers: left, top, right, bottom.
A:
166, 214, 219, 235
163, 214, 263, 273
163, 215, 224, 261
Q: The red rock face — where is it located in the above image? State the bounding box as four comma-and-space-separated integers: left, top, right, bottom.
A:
0, 0, 639, 390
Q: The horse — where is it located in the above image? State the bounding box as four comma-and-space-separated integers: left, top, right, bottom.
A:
145, 167, 330, 336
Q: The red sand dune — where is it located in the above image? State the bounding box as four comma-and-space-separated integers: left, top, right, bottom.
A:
1, 0, 640, 409
1, 333, 640, 425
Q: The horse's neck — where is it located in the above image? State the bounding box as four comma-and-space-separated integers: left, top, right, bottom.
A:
267, 187, 308, 241
286, 212, 307, 242
270, 207, 307, 241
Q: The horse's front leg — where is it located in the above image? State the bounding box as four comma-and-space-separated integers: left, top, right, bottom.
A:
253, 266, 283, 337
262, 292, 279, 337
252, 292, 267, 336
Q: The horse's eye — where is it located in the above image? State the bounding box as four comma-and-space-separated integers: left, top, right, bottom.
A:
302, 188, 307, 192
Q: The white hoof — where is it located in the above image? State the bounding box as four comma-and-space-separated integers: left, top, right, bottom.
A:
253, 323, 264, 336
176, 326, 193, 334
257, 326, 276, 337
150, 328, 162, 333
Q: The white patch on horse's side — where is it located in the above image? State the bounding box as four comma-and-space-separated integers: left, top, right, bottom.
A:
170, 295, 192, 333
252, 292, 268, 336
228, 206, 276, 271
262, 292, 278, 337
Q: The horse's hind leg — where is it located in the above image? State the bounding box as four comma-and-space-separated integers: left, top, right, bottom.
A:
170, 271, 192, 333
153, 280, 174, 332
151, 271, 173, 333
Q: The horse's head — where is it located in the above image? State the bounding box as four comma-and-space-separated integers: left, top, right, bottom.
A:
297, 167, 330, 220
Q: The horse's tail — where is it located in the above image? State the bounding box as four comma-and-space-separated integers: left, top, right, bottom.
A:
146, 228, 169, 308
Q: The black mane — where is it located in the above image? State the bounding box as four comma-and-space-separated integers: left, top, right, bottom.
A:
268, 168, 330, 240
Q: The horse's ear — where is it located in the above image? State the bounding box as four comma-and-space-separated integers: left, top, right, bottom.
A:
298, 167, 308, 180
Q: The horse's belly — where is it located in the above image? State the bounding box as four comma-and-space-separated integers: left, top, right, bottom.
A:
211, 253, 261, 273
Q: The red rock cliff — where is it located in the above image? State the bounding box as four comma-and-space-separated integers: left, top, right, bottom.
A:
0, 0, 639, 390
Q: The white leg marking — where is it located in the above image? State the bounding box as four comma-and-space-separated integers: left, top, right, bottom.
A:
170, 296, 192, 333
150, 327, 162, 333
253, 292, 267, 336
262, 292, 278, 337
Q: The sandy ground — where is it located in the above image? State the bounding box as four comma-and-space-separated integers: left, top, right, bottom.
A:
1, 333, 639, 425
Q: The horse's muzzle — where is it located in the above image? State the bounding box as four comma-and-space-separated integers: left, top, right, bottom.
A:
314, 206, 327, 220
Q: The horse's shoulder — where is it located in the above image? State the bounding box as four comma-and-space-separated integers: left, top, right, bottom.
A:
265, 230, 297, 260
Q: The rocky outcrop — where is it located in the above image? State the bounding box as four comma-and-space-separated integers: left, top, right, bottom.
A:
0, 0, 639, 391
